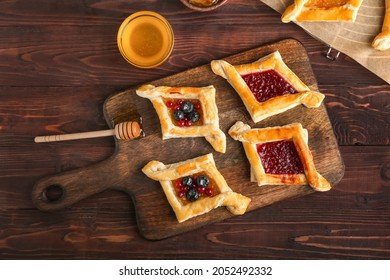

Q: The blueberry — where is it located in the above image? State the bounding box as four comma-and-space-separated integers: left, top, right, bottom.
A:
186, 188, 199, 202
188, 111, 200, 123
196, 175, 209, 188
180, 101, 194, 113
173, 110, 185, 121
181, 176, 193, 187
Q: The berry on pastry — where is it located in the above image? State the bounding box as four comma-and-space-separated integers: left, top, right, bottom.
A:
142, 153, 251, 223
136, 84, 226, 153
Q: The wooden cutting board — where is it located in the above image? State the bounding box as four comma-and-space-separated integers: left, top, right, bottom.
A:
32, 39, 344, 240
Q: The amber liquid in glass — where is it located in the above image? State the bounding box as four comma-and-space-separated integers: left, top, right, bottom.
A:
118, 12, 173, 68
130, 23, 164, 58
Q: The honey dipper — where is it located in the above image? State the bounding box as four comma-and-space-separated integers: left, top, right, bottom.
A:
34, 121, 143, 143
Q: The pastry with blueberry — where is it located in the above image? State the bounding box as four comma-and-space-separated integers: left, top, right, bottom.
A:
136, 84, 226, 153
142, 153, 251, 223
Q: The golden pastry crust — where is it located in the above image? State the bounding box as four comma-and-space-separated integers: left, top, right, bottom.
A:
281, 0, 364, 23
228, 121, 331, 192
136, 84, 226, 153
372, 0, 390, 51
188, 0, 218, 7
142, 153, 251, 223
211, 51, 324, 123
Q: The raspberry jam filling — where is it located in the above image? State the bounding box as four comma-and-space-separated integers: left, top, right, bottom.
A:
257, 140, 304, 175
173, 172, 219, 205
241, 69, 297, 103
164, 98, 203, 127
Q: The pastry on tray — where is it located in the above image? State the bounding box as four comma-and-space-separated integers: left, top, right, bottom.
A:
142, 153, 251, 223
211, 51, 324, 123
281, 0, 364, 23
372, 0, 390, 51
136, 84, 226, 153
228, 121, 331, 192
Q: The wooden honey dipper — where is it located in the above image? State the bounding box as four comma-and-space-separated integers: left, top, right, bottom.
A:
34, 121, 143, 143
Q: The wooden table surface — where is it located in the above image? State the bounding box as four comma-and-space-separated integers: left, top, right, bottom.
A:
0, 0, 389, 259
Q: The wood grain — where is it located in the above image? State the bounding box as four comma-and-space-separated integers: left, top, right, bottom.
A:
1, 146, 389, 259
31, 39, 344, 240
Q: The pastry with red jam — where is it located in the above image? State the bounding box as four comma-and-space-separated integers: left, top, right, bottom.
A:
136, 84, 226, 153
211, 51, 325, 122
142, 153, 251, 223
228, 121, 331, 191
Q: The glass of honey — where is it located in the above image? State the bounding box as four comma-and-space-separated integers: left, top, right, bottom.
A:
117, 11, 174, 68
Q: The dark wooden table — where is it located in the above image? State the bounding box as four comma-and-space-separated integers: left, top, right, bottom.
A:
0, 0, 389, 259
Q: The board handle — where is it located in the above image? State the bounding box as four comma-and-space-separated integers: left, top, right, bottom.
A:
32, 159, 120, 211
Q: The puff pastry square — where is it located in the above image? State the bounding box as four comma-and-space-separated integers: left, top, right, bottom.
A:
281, 0, 364, 23
228, 121, 331, 192
136, 84, 226, 153
372, 0, 390, 51
142, 153, 251, 223
211, 51, 324, 123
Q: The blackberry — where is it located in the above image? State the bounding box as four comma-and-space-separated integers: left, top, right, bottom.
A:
188, 111, 200, 123
181, 176, 193, 187
196, 175, 210, 188
186, 188, 199, 202
173, 110, 185, 121
180, 101, 194, 113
